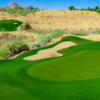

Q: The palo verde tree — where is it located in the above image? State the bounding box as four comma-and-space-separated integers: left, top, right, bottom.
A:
81, 8, 85, 10
69, 6, 75, 10
34, 7, 40, 12
14, 6, 19, 10
19, 7, 23, 10
87, 7, 91, 10
94, 6, 99, 11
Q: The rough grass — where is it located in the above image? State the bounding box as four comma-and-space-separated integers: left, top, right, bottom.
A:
1, 36, 100, 100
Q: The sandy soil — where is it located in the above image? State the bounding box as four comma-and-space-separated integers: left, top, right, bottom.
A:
78, 35, 100, 41
0, 10, 100, 33
0, 31, 39, 39
24, 41, 76, 61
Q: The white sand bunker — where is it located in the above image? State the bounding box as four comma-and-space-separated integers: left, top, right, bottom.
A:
24, 42, 76, 61
13, 23, 18, 24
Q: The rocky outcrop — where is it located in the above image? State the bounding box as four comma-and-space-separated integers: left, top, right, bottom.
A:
23, 5, 34, 10
5, 1, 21, 10
0, 1, 34, 10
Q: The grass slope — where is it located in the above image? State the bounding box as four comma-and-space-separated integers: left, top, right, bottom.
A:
0, 20, 23, 31
1, 36, 100, 100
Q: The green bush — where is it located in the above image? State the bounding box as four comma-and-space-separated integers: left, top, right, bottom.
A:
0, 41, 29, 58
36, 34, 51, 47
36, 29, 66, 47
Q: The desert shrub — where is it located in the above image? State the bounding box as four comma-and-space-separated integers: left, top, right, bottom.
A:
98, 30, 100, 34
27, 42, 39, 50
36, 29, 66, 47
0, 41, 29, 58
0, 32, 10, 39
20, 22, 32, 31
1, 17, 7, 20
52, 29, 65, 37
36, 34, 51, 47
26, 30, 31, 32
22, 13, 26, 16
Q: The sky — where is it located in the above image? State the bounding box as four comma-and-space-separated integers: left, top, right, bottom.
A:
0, 0, 100, 10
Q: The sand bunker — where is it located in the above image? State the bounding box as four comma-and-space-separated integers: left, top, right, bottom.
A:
24, 42, 76, 61
13, 23, 18, 24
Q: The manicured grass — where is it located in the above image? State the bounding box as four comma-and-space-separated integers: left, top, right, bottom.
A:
0, 20, 23, 31
1, 36, 100, 100
28, 49, 100, 81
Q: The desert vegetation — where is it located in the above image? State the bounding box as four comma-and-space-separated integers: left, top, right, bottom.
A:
0, 6, 100, 34
0, 7, 40, 16
0, 28, 68, 59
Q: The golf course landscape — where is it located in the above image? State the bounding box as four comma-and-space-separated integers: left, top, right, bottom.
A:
1, 36, 100, 100
1, 0, 100, 100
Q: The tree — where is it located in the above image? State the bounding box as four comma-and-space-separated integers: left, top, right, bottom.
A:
95, 6, 99, 11
19, 7, 23, 10
98, 9, 100, 13
69, 6, 75, 10
34, 7, 40, 12
81, 8, 85, 10
74, 8, 79, 10
8, 9, 13, 11
0, 8, 5, 11
41, 8, 44, 10
14, 6, 19, 10
87, 7, 91, 10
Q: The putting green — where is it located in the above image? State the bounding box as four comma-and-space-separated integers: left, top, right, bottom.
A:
0, 20, 23, 31
27, 50, 100, 81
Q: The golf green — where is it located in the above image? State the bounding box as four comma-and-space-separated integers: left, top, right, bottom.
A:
0, 20, 23, 31
27, 50, 100, 81
1, 36, 100, 100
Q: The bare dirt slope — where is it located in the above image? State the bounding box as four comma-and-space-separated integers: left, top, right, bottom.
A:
0, 10, 100, 33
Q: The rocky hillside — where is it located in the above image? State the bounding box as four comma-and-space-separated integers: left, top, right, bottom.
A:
23, 5, 34, 10
0, 1, 34, 10
5, 1, 21, 10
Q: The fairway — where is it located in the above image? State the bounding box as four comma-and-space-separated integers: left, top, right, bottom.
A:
0, 20, 23, 31
1, 36, 100, 100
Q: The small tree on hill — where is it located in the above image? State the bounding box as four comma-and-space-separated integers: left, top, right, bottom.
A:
81, 8, 85, 10
95, 6, 99, 11
34, 7, 40, 12
14, 6, 19, 10
0, 8, 5, 11
19, 7, 23, 10
69, 6, 75, 10
87, 7, 91, 10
